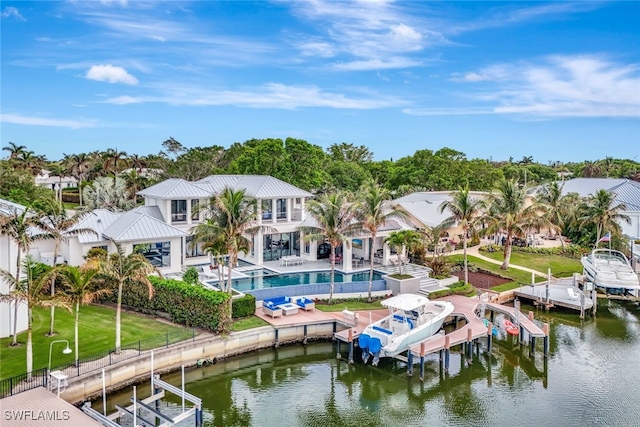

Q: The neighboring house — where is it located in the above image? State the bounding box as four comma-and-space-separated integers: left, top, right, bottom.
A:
35, 169, 78, 191
0, 199, 28, 338
392, 191, 490, 245
137, 175, 313, 267
552, 178, 640, 239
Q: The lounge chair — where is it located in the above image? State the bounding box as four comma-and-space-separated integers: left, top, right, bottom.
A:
262, 301, 283, 318
296, 297, 315, 311
567, 288, 579, 301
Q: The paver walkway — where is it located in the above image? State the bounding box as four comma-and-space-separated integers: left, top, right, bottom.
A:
449, 238, 563, 279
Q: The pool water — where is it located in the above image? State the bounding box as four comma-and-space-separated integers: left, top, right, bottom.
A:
226, 270, 384, 292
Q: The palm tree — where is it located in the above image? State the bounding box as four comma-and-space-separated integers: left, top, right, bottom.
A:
91, 244, 155, 352
0, 204, 52, 345
480, 179, 552, 270
384, 230, 422, 276
47, 162, 67, 209
66, 153, 92, 206
56, 265, 109, 366
191, 188, 265, 331
299, 192, 358, 305
82, 176, 135, 212
38, 201, 96, 336
580, 189, 630, 246
2, 142, 27, 160
0, 257, 70, 378
421, 220, 454, 260
103, 148, 128, 174
439, 185, 485, 285
128, 154, 147, 173
354, 182, 407, 302
537, 182, 572, 249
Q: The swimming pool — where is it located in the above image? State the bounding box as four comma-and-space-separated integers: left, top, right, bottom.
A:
208, 270, 384, 292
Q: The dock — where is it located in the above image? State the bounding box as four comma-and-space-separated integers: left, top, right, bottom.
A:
513, 277, 594, 312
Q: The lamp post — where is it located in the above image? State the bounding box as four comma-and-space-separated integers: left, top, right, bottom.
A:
48, 339, 72, 373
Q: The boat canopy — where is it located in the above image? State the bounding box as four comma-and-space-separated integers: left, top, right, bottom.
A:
381, 294, 430, 311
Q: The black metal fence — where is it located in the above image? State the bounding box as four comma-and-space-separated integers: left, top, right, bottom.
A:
0, 328, 197, 398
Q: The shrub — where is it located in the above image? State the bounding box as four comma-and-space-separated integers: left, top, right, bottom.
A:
232, 294, 256, 318
100, 276, 229, 332
424, 256, 451, 279
182, 266, 199, 285
428, 281, 474, 299
478, 243, 586, 259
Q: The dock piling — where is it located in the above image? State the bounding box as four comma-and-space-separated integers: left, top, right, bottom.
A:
466, 328, 473, 358
419, 343, 426, 382
592, 289, 598, 315
444, 335, 451, 374
543, 323, 550, 357
407, 350, 413, 376
348, 329, 354, 364
487, 321, 493, 353
336, 340, 341, 359
303, 325, 308, 344
530, 336, 536, 355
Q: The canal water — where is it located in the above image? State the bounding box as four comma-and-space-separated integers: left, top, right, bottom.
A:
99, 299, 640, 426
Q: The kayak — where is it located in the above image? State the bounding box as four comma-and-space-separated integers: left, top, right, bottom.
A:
482, 318, 499, 337
503, 318, 519, 336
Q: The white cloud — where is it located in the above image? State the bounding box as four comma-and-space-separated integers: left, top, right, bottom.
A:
102, 82, 404, 110
403, 107, 493, 116
1, 113, 97, 129
333, 57, 422, 71
86, 64, 139, 85
1, 6, 25, 20
444, 55, 640, 118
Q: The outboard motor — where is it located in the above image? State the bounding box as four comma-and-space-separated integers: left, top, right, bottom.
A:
359, 334, 371, 364
369, 337, 382, 367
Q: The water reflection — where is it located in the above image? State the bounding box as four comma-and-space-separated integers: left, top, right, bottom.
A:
100, 301, 640, 426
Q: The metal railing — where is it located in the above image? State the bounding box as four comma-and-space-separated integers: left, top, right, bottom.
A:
0, 329, 197, 398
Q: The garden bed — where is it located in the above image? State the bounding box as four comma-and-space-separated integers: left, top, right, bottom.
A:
452, 270, 511, 289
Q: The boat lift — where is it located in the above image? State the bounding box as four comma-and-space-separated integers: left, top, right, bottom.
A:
82, 351, 203, 427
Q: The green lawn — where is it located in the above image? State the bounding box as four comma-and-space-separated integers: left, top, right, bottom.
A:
231, 317, 270, 331
477, 251, 583, 278
0, 304, 188, 380
446, 254, 535, 288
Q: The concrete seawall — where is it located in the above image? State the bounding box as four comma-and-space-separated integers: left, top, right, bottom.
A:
62, 321, 339, 404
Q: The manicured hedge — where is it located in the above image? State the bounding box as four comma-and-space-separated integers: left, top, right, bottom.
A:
479, 243, 586, 259
232, 294, 257, 318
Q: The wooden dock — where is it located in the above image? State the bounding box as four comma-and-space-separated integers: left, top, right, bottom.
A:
513, 278, 594, 312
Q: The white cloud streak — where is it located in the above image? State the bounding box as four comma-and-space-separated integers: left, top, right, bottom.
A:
1, 6, 25, 20
1, 113, 97, 129
86, 64, 139, 85
102, 82, 404, 110
431, 56, 640, 118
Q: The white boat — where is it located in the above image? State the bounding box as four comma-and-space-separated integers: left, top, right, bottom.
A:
581, 249, 640, 296
358, 294, 454, 365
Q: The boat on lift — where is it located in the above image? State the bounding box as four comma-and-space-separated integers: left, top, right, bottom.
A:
358, 294, 454, 366
581, 249, 640, 296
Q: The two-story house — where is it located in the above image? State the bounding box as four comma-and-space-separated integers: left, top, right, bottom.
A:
137, 175, 313, 267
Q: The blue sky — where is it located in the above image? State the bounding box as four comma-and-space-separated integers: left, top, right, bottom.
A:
1, 1, 639, 163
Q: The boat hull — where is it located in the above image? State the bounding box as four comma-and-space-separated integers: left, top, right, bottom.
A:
581, 249, 640, 295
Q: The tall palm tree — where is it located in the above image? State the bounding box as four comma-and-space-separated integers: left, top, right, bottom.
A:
103, 148, 128, 174
439, 185, 485, 285
91, 244, 155, 352
66, 153, 92, 206
0, 257, 70, 378
480, 179, 552, 270
299, 192, 358, 305
537, 182, 572, 249
354, 182, 407, 302
56, 265, 109, 366
38, 201, 96, 336
0, 204, 52, 345
580, 189, 630, 246
2, 142, 27, 160
47, 162, 67, 209
384, 230, 422, 276
191, 188, 265, 331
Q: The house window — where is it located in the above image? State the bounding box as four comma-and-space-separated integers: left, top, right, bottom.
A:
135, 241, 170, 267
276, 199, 287, 220
171, 200, 187, 222
304, 240, 310, 254
191, 199, 199, 221
261, 199, 272, 221
185, 236, 206, 258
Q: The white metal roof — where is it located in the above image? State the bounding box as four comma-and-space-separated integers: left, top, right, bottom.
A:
555, 178, 640, 211
195, 175, 313, 199
381, 293, 431, 311
393, 191, 488, 228
69, 209, 120, 244
137, 178, 211, 199
0, 198, 26, 216
102, 210, 187, 242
